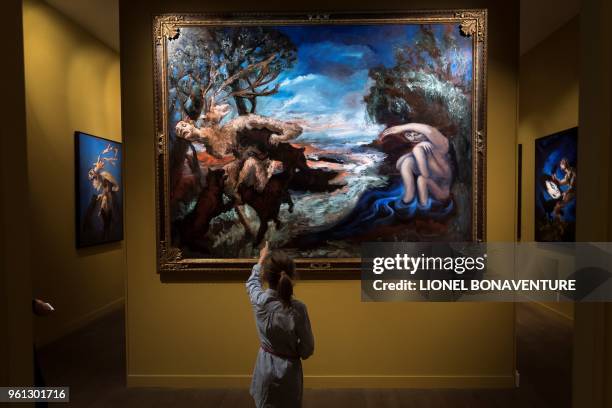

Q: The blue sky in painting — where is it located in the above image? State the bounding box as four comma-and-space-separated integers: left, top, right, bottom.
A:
256, 24, 472, 146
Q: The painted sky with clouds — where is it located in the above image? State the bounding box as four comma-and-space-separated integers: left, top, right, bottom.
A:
256, 24, 472, 147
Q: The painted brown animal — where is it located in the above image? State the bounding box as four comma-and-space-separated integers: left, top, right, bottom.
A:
236, 129, 345, 245
169, 137, 202, 219
238, 169, 295, 246
179, 168, 229, 252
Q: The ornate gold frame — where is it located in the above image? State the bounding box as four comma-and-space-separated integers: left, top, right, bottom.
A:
152, 10, 487, 276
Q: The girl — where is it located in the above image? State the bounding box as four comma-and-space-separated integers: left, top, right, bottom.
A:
246, 242, 315, 408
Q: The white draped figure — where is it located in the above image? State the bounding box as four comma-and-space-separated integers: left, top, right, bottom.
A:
381, 123, 452, 206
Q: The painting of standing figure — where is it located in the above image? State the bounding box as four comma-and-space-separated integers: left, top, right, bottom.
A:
75, 132, 123, 247
535, 128, 578, 242
153, 12, 487, 272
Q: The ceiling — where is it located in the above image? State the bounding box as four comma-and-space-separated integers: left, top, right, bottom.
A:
520, 0, 580, 54
43, 0, 119, 51
43, 0, 579, 55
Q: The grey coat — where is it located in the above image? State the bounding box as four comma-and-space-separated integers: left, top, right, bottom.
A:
247, 265, 315, 408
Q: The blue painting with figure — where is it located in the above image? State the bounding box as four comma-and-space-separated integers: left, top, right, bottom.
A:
535, 128, 578, 242
75, 131, 123, 247
164, 22, 478, 258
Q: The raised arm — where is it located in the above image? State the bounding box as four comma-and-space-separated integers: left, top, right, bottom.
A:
246, 242, 271, 306
246, 264, 266, 306
381, 123, 448, 151
381, 123, 416, 138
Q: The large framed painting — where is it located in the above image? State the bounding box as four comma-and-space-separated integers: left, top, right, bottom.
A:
153, 11, 487, 274
535, 127, 577, 242
75, 131, 124, 247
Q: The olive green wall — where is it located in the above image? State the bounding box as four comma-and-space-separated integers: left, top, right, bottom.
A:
120, 0, 519, 388
1, 0, 34, 396
518, 17, 579, 321
22, 0, 125, 346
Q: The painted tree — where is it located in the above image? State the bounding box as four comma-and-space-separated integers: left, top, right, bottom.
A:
364, 24, 471, 134
208, 27, 297, 115
167, 26, 297, 124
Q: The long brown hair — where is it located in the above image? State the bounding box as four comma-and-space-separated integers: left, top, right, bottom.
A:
263, 251, 296, 308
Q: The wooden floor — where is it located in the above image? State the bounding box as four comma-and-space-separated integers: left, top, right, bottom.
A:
38, 303, 572, 408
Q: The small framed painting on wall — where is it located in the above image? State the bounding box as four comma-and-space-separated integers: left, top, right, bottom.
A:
534, 127, 578, 242
75, 131, 124, 247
